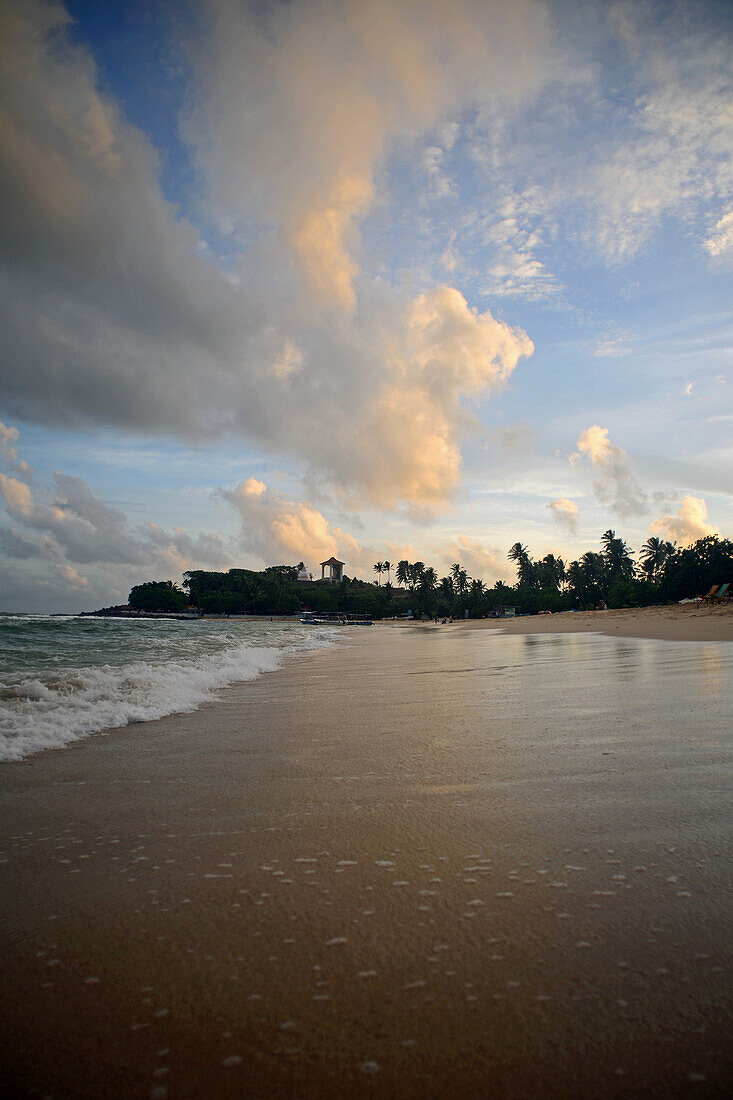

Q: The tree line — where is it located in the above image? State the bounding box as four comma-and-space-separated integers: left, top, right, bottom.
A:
127, 531, 732, 617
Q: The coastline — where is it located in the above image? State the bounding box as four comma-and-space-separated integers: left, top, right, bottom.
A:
1, 620, 731, 1096
391, 602, 733, 643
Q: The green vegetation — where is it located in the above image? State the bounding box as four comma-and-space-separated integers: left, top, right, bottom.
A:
128, 580, 187, 612
126, 531, 732, 618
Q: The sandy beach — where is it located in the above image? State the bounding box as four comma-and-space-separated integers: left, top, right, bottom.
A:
1, 613, 731, 1097
396, 601, 733, 643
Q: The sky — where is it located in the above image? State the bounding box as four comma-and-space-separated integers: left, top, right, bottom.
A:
0, 0, 731, 612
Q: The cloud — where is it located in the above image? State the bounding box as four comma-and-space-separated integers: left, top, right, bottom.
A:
581, 5, 733, 262
0, 0, 545, 512
54, 564, 89, 590
649, 495, 717, 547
462, 2, 733, 277
421, 144, 456, 203
704, 209, 733, 259
360, 287, 533, 507
438, 535, 509, 584
478, 191, 561, 301
593, 334, 632, 359
142, 523, 231, 574
186, 0, 553, 309
221, 478, 374, 572
0, 421, 30, 475
270, 341, 304, 380
0, 0, 261, 440
574, 425, 648, 518
548, 497, 578, 533
0, 453, 229, 580
0, 473, 34, 518
0, 526, 44, 559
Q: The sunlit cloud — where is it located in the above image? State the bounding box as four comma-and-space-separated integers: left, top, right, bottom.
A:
704, 209, 733, 260
0, 421, 31, 475
222, 478, 364, 571
548, 497, 579, 533
438, 535, 510, 584
0, 0, 731, 611
362, 287, 533, 507
649, 495, 717, 546
573, 425, 648, 518
0, 428, 229, 576
0, 473, 34, 519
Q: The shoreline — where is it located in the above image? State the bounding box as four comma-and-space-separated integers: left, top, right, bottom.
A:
386, 602, 733, 643
1, 621, 730, 1096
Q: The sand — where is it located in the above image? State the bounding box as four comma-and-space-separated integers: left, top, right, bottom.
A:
1, 617, 731, 1097
395, 601, 733, 643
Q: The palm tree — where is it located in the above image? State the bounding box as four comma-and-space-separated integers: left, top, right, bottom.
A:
507, 542, 529, 564
395, 560, 410, 588
566, 560, 588, 608
383, 559, 391, 585
537, 553, 565, 591
439, 575, 454, 602
420, 566, 438, 592
408, 562, 425, 591
601, 529, 635, 584
580, 551, 607, 602
640, 537, 675, 581
508, 542, 536, 589
419, 566, 438, 613
373, 561, 384, 585
469, 578, 485, 607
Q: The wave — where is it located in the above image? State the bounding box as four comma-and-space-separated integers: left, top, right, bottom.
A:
0, 628, 336, 762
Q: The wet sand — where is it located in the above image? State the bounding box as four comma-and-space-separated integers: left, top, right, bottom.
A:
1, 623, 731, 1097
399, 602, 733, 643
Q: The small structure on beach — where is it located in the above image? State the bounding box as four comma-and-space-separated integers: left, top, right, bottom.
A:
320, 556, 344, 583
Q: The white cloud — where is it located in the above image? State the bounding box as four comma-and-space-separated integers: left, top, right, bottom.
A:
574, 425, 648, 518
463, 3, 733, 278
649, 495, 717, 547
271, 340, 304, 380
0, 421, 30, 475
421, 144, 456, 203
54, 564, 89, 590
593, 334, 632, 359
0, 473, 34, 518
476, 191, 561, 301
0, 1, 548, 513
582, 6, 733, 262
704, 209, 733, 259
185, 0, 553, 310
359, 287, 533, 508
221, 478, 375, 573
548, 497, 578, 533
0, 439, 229, 579
437, 535, 509, 584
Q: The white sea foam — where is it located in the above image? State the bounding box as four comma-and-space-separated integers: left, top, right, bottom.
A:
0, 619, 337, 761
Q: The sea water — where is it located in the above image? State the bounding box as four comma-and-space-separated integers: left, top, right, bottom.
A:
0, 615, 338, 761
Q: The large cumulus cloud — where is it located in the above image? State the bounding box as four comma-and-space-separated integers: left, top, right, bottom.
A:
0, 0, 542, 512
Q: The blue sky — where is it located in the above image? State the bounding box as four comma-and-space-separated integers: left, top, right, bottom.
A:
0, 0, 731, 611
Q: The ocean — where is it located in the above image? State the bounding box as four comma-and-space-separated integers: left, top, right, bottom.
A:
0, 615, 338, 762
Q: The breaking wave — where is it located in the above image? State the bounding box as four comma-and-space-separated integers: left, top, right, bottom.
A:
0, 617, 337, 761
